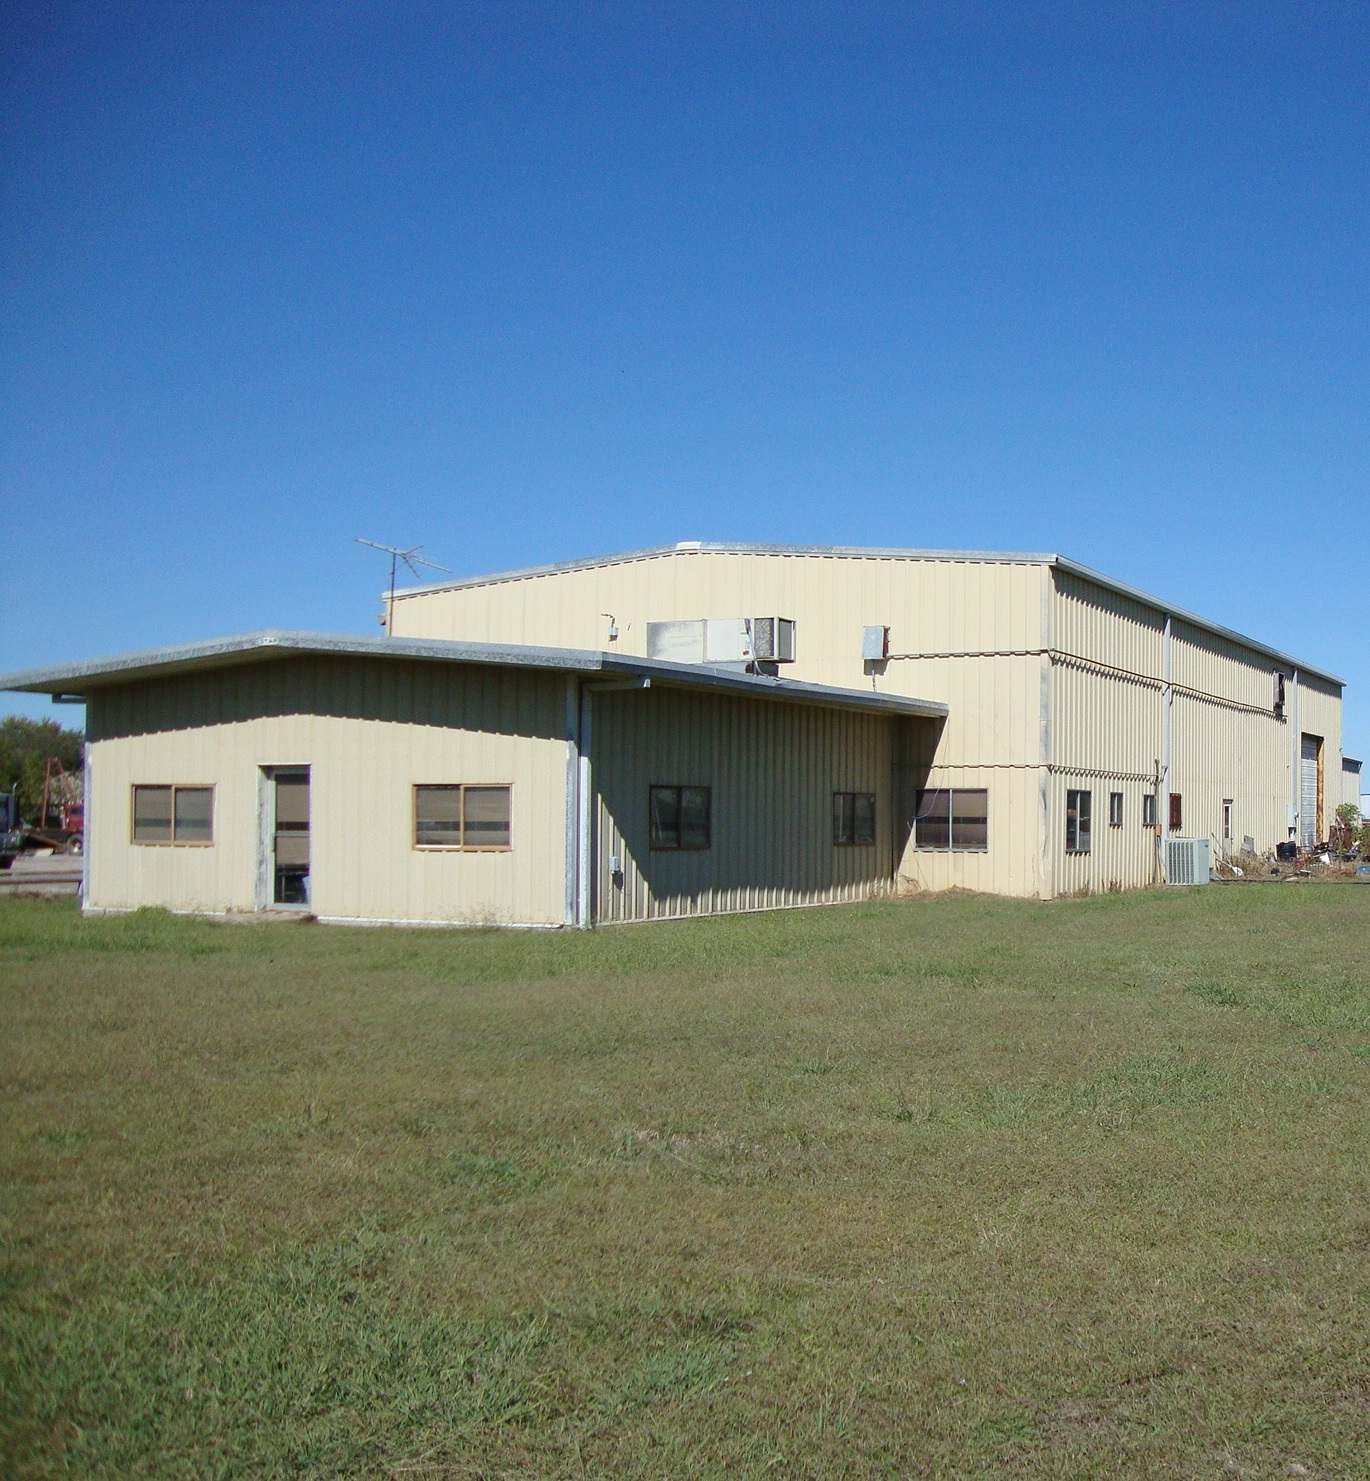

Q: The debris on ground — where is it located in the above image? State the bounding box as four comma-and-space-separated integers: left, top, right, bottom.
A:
1212, 846, 1367, 884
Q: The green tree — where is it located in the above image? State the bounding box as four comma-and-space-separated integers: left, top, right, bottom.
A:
0, 716, 85, 821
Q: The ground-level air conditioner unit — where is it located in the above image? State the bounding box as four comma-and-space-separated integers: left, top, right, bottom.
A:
1165, 837, 1210, 886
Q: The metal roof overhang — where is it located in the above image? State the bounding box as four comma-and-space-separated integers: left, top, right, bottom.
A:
387, 541, 1344, 688
0, 630, 948, 721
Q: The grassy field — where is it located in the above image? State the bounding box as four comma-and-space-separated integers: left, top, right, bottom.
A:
2, 886, 1369, 1479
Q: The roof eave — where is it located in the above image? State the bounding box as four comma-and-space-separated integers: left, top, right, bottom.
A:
0, 631, 946, 720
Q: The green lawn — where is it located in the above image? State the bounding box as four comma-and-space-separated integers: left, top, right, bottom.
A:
2, 886, 1369, 1479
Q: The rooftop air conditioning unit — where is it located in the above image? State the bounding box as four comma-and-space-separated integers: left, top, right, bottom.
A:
646, 618, 795, 667
751, 617, 795, 663
1165, 837, 1210, 886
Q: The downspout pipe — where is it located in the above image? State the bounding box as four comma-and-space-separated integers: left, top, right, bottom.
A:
1291, 668, 1300, 842
1160, 613, 1172, 880
576, 683, 593, 928
572, 675, 652, 930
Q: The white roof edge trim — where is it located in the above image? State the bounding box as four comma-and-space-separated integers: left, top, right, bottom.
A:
1051, 557, 1344, 686
388, 541, 1343, 688
0, 629, 948, 721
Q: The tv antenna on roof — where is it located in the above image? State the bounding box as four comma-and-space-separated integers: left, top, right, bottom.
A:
356, 539, 452, 635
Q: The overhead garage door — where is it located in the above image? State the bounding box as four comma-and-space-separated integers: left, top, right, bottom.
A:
1300, 734, 1321, 847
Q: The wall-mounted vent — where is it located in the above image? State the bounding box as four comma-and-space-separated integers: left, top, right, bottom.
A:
1165, 837, 1210, 886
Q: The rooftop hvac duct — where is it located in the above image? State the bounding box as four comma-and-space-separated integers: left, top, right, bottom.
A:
646, 618, 795, 666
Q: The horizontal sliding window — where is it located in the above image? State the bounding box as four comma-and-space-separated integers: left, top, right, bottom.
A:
914, 788, 988, 852
833, 792, 876, 846
132, 785, 214, 845
414, 784, 511, 850
650, 786, 711, 850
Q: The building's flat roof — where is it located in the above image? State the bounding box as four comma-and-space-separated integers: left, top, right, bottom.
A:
0, 630, 948, 721
389, 541, 1343, 687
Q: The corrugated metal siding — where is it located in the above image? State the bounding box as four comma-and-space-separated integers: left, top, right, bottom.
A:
85, 657, 571, 925
1295, 676, 1342, 841
896, 766, 1050, 898
1346, 762, 1365, 810
391, 551, 1343, 898
395, 549, 1049, 899
1049, 574, 1344, 883
590, 686, 905, 922
391, 549, 1045, 763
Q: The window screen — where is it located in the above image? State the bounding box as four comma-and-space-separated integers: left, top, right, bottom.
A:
173, 787, 214, 843
913, 789, 988, 851
132, 786, 173, 843
414, 785, 462, 846
1066, 790, 1092, 853
413, 784, 511, 849
833, 792, 876, 845
649, 786, 711, 849
1109, 792, 1123, 827
463, 786, 511, 849
132, 785, 212, 844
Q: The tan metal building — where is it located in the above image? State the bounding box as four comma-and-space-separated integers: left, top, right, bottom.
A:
386, 543, 1346, 897
1, 543, 1345, 920
0, 632, 944, 927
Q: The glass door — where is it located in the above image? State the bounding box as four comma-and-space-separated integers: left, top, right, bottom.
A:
270, 769, 310, 906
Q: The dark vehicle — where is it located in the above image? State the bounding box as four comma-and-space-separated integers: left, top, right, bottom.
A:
0, 768, 84, 866
1, 792, 23, 869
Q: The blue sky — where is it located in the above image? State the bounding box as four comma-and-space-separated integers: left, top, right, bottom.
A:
1, 2, 1366, 767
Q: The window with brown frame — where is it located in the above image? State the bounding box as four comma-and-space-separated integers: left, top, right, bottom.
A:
649, 786, 711, 850
913, 788, 988, 851
413, 785, 511, 850
132, 785, 214, 844
833, 792, 876, 846
1169, 793, 1183, 831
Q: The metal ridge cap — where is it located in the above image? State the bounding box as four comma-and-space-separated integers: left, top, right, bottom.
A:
389, 543, 1060, 599
1052, 557, 1346, 687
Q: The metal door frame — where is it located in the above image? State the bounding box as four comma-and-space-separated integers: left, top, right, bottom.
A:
258, 765, 311, 910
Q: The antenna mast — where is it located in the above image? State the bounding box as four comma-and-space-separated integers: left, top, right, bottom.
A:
356, 539, 452, 635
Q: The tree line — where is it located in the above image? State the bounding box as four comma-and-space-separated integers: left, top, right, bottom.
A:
0, 717, 85, 820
